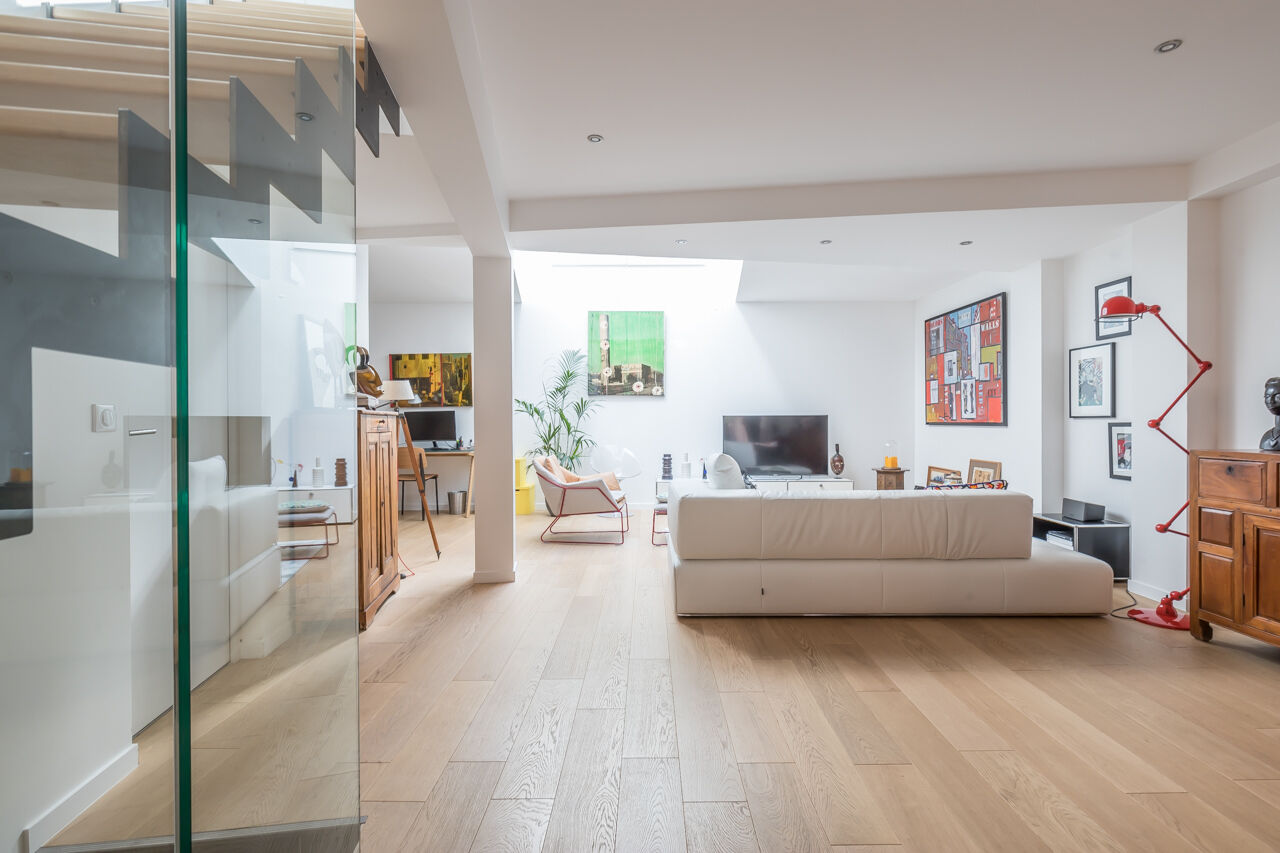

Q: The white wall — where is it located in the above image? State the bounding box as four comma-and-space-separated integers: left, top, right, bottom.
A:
368, 301, 476, 507
1218, 176, 1280, 448
512, 255, 916, 505
370, 254, 920, 509
913, 264, 1056, 508
0, 349, 170, 853
1061, 234, 1135, 522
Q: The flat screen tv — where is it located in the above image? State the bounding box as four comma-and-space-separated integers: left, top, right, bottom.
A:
404, 410, 457, 443
722, 415, 828, 476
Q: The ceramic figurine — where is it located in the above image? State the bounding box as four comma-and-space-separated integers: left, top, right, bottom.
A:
830, 444, 845, 475
1262, 376, 1280, 451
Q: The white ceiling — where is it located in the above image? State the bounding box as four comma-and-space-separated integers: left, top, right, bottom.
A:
356, 129, 453, 232
468, 0, 1280, 199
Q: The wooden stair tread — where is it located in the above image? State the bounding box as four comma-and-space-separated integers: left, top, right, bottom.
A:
0, 60, 228, 100
0, 106, 118, 141
0, 32, 296, 77
55, 5, 355, 51
122, 2, 364, 41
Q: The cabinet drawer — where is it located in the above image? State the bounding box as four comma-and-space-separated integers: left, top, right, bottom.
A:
1195, 550, 1235, 621
1197, 458, 1270, 505
788, 480, 854, 493
1198, 507, 1234, 548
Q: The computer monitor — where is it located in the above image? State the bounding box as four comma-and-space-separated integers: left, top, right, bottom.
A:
404, 410, 457, 445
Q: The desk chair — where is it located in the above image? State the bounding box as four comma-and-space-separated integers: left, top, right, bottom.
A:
398, 446, 440, 520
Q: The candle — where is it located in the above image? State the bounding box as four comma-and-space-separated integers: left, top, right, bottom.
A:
884, 456, 898, 469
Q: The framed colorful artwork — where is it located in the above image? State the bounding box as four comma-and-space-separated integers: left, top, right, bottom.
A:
1095, 277, 1133, 340
389, 352, 473, 407
1108, 421, 1133, 481
1068, 342, 1115, 418
587, 310, 666, 396
967, 459, 1003, 483
927, 465, 963, 485
924, 292, 1006, 425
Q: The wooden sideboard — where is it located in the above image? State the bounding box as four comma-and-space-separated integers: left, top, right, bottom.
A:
1189, 449, 1280, 647
357, 410, 399, 629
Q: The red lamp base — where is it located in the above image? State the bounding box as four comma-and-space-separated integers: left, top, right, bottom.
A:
1127, 607, 1191, 630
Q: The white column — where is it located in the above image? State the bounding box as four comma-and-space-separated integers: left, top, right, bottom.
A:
472, 255, 516, 583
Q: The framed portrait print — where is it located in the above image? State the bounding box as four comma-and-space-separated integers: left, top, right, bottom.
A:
1069, 342, 1116, 418
1095, 277, 1133, 340
1109, 422, 1133, 481
967, 459, 1003, 484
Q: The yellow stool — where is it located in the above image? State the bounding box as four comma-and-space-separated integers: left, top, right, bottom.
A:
515, 484, 535, 515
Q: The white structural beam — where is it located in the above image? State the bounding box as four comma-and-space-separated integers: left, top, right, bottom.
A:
1189, 119, 1280, 200
472, 256, 516, 583
510, 165, 1189, 233
357, 0, 509, 258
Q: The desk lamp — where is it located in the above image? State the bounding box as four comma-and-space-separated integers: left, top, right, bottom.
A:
1098, 295, 1213, 630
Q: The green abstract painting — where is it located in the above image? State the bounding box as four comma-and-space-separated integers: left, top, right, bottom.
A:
587, 310, 665, 396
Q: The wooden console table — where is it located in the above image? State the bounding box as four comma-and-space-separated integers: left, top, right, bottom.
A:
415, 447, 476, 516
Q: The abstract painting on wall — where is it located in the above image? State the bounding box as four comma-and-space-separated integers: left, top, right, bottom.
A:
924, 292, 1006, 425
389, 352, 473, 407
588, 311, 665, 396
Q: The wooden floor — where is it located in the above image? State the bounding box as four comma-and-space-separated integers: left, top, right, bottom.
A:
360, 510, 1280, 852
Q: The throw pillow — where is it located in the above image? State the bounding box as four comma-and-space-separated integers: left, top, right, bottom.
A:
706, 452, 746, 490
927, 479, 1008, 490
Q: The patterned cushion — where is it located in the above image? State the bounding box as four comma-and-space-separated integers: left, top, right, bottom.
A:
927, 479, 1009, 490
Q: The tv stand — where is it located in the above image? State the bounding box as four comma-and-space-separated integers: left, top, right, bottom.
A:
753, 476, 853, 494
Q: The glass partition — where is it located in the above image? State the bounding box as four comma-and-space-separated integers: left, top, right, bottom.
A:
1, 1, 361, 850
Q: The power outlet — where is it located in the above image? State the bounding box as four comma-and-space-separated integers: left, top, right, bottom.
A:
92, 403, 118, 433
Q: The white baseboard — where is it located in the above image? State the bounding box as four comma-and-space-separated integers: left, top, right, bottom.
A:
1126, 578, 1187, 611
474, 562, 517, 584
22, 743, 139, 853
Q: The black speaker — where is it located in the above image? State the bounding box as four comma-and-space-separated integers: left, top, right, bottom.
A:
1062, 498, 1105, 522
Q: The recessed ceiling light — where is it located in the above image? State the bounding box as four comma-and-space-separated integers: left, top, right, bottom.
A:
959, 240, 973, 246
586, 133, 604, 143
248, 218, 263, 225
674, 239, 688, 245
1155, 38, 1182, 54
295, 111, 314, 122
819, 239, 833, 245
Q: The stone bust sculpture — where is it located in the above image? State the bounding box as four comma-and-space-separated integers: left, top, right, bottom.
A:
1263, 377, 1280, 451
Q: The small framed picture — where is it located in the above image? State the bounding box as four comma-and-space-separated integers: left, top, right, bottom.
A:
927, 465, 963, 485
1069, 342, 1116, 418
967, 459, 1003, 484
1095, 277, 1133, 340
1109, 422, 1133, 481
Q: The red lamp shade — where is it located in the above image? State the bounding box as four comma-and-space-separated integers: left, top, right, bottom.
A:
1098, 295, 1150, 321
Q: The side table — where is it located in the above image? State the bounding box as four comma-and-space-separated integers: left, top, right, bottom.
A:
1033, 512, 1130, 580
873, 467, 909, 490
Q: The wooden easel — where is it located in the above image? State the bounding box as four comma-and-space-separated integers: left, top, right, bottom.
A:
395, 409, 441, 558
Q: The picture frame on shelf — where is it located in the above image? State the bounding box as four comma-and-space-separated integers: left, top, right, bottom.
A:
927, 465, 963, 486
1069, 342, 1116, 418
967, 458, 1003, 484
1095, 277, 1133, 340
1108, 421, 1133, 481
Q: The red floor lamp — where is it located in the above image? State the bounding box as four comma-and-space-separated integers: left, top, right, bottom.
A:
1097, 295, 1212, 630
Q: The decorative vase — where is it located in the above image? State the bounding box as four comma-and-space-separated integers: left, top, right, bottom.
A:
830, 444, 845, 476
334, 458, 348, 487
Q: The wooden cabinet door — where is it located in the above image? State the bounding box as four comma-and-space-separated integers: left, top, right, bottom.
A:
1243, 513, 1280, 637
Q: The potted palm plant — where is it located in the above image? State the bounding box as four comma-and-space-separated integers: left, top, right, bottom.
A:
514, 348, 601, 473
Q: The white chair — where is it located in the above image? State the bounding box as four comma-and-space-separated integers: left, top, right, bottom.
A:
589, 445, 643, 484
532, 456, 629, 544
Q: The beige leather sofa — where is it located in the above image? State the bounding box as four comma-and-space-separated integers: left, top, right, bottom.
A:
666, 484, 1114, 615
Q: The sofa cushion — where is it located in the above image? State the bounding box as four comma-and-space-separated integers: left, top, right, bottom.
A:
706, 452, 746, 489
760, 491, 884, 559
942, 489, 1032, 559
878, 490, 949, 558
668, 483, 762, 559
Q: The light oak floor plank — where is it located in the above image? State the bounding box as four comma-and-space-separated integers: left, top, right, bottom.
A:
542, 708, 625, 853
469, 797, 554, 853
669, 621, 746, 802
359, 800, 423, 853
623, 658, 678, 759
740, 762, 830, 853
721, 691, 791, 764
617, 757, 687, 853
683, 801, 759, 853
400, 761, 503, 853
493, 678, 582, 799
544, 595, 604, 679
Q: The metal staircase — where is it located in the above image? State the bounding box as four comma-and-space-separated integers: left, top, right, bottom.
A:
0, 0, 399, 540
